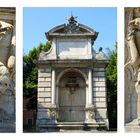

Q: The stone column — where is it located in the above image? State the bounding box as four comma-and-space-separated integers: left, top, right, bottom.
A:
51, 69, 56, 105
88, 68, 93, 105
85, 68, 96, 123
50, 68, 58, 124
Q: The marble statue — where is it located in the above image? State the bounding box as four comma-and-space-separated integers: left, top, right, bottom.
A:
0, 21, 15, 95
125, 8, 140, 132
0, 17, 15, 132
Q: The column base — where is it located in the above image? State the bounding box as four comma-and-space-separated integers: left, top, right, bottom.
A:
85, 119, 96, 123
85, 104, 96, 123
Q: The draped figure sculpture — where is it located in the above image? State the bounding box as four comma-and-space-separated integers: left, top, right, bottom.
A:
125, 8, 140, 129
0, 19, 15, 132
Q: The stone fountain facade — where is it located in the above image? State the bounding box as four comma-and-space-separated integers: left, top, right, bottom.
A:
0, 8, 15, 132
36, 16, 109, 132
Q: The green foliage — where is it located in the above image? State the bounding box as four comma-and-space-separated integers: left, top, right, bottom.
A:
23, 42, 51, 110
106, 42, 117, 130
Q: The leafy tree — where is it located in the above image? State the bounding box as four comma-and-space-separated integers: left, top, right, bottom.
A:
106, 43, 117, 130
23, 42, 51, 110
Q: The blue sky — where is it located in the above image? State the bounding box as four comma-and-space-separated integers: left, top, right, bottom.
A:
23, 7, 117, 55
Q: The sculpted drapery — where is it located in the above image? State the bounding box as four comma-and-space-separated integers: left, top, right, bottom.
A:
0, 21, 15, 96
125, 8, 140, 125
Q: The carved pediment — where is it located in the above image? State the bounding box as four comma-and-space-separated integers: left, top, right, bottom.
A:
46, 23, 98, 35
45, 16, 98, 41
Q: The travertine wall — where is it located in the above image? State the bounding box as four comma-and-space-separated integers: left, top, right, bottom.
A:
37, 67, 52, 120
93, 67, 108, 120
37, 66, 108, 124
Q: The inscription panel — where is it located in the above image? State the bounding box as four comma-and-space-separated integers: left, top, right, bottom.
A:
57, 39, 88, 58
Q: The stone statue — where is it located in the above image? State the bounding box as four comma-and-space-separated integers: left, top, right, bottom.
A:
0, 21, 15, 95
0, 19, 15, 132
0, 62, 10, 95
125, 8, 140, 129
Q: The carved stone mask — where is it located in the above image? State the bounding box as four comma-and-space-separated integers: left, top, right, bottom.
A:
0, 62, 10, 95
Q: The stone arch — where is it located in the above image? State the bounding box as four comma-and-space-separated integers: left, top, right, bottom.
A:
56, 68, 87, 122
56, 68, 88, 85
56, 68, 88, 105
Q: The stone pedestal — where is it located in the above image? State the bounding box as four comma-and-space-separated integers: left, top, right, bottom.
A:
85, 105, 96, 123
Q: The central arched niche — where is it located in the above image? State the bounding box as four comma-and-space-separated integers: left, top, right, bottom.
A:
58, 70, 86, 122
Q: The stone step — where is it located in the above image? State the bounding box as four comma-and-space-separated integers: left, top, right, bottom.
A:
0, 128, 15, 133
125, 126, 140, 132
38, 121, 107, 132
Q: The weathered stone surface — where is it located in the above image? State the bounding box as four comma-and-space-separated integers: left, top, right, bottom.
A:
38, 91, 51, 98
93, 81, 105, 87
125, 8, 140, 131
38, 98, 45, 103
38, 87, 52, 93
0, 21, 13, 66
38, 72, 51, 78
99, 98, 106, 102
37, 109, 51, 119
38, 78, 45, 82
38, 102, 51, 108
93, 77, 99, 81
44, 98, 51, 103
44, 87, 51, 92
93, 68, 105, 71
39, 68, 51, 73
38, 82, 51, 87
0, 8, 15, 132
98, 77, 105, 82
95, 109, 107, 119
93, 91, 106, 97
0, 62, 10, 95
37, 15, 109, 131
93, 77, 105, 82
93, 72, 105, 77
7, 55, 15, 71
95, 102, 106, 108
38, 88, 45, 92
95, 51, 108, 60
93, 97, 100, 102
93, 97, 106, 102
93, 87, 106, 92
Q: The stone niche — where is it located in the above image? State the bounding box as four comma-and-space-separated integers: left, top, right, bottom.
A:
0, 8, 15, 132
125, 8, 140, 132
37, 16, 109, 132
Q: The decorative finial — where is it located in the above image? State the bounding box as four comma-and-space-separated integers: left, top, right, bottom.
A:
66, 13, 78, 24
